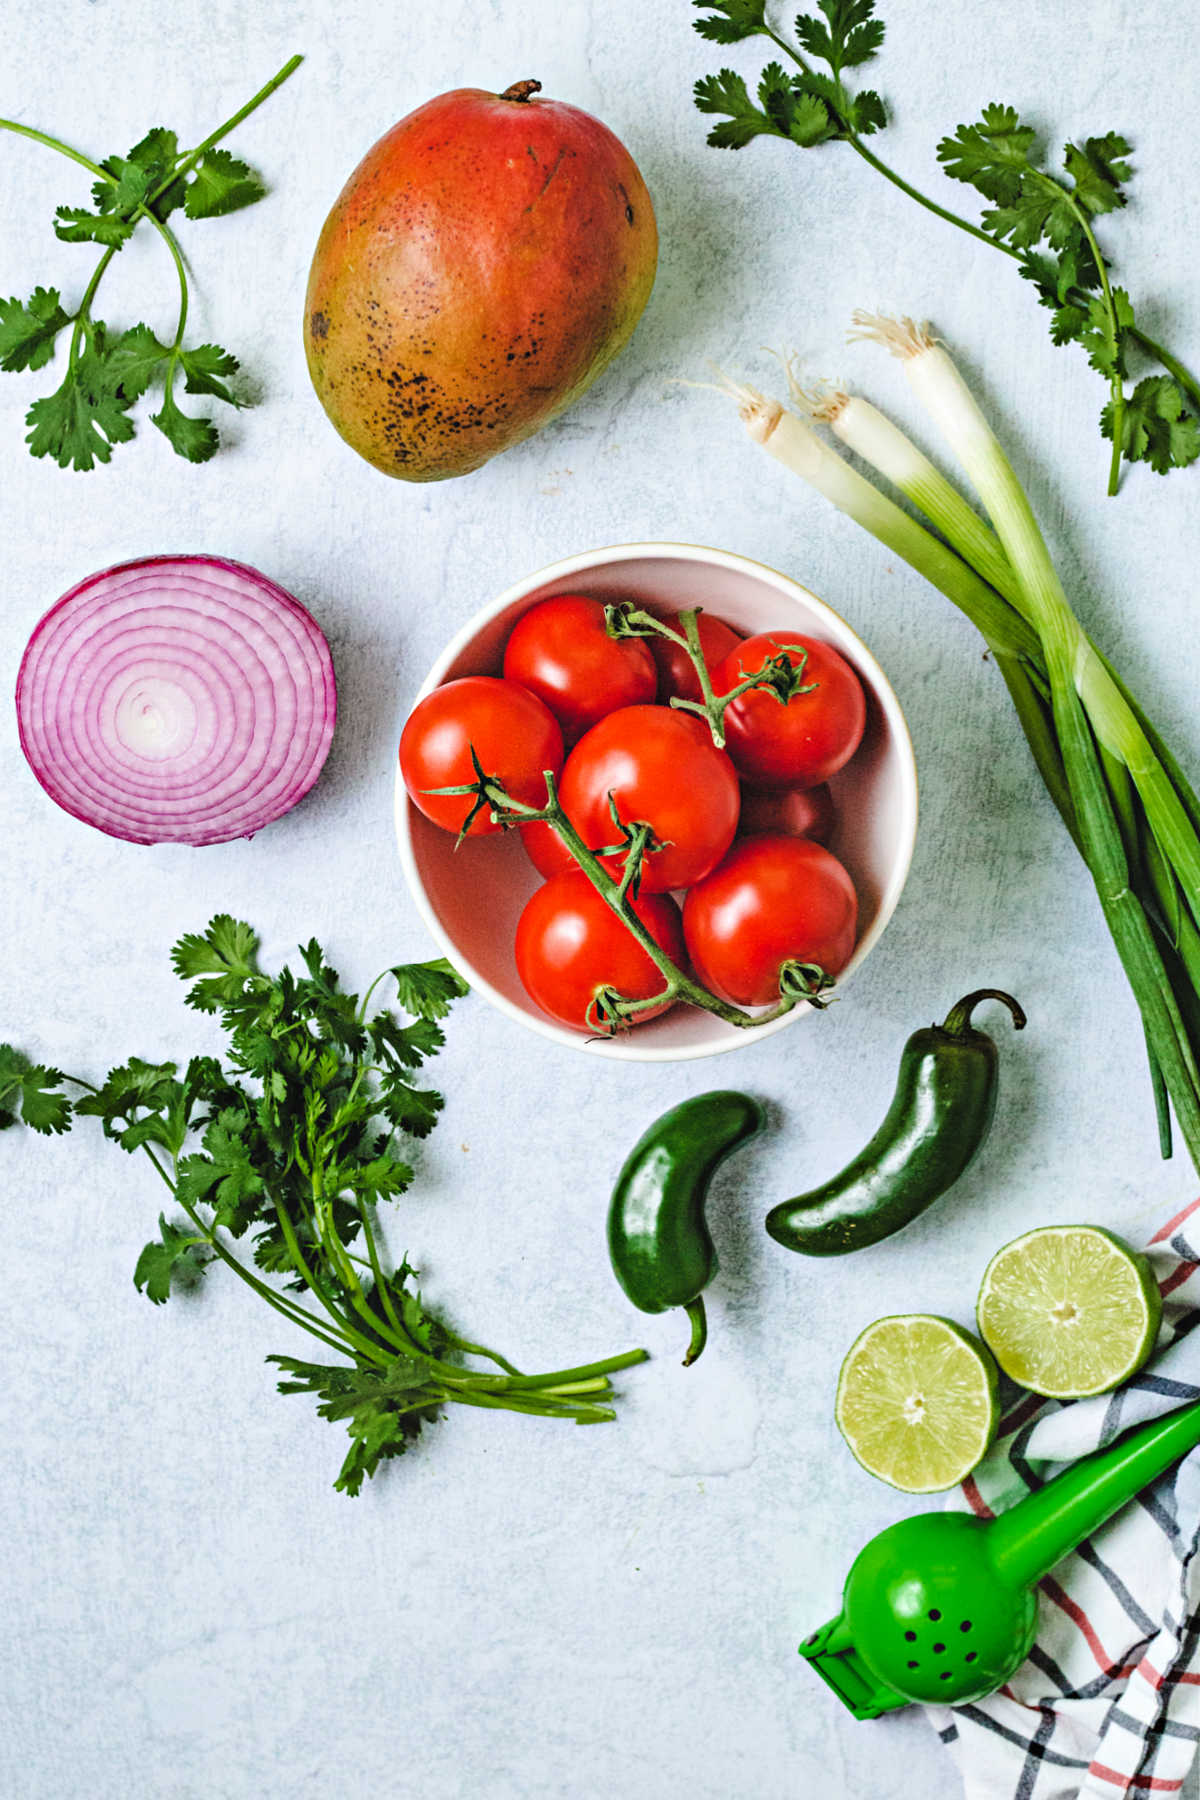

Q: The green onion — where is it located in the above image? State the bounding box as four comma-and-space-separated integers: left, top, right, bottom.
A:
711, 325, 1200, 1171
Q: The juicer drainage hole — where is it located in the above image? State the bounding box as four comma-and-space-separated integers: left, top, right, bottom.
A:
965, 1652, 978, 1663
928, 1609, 941, 1621
960, 1620, 972, 1632
904, 1631, 917, 1642
933, 1643, 946, 1654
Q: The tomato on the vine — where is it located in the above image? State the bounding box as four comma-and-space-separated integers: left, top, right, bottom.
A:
714, 632, 866, 790
683, 834, 858, 1006
502, 594, 657, 745
558, 705, 740, 893
399, 676, 563, 837
649, 609, 742, 707
515, 871, 686, 1033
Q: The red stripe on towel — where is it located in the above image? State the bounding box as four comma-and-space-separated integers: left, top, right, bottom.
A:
1148, 1198, 1200, 1246
1088, 1762, 1184, 1791
1158, 1261, 1199, 1298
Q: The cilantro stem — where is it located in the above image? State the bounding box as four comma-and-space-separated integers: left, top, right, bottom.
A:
748, 28, 1020, 263
270, 1197, 393, 1365
355, 1200, 411, 1345
846, 134, 1022, 262
1128, 328, 1200, 415
1049, 183, 1126, 495
500, 1349, 650, 1389
68, 243, 119, 362
159, 54, 304, 200
0, 119, 111, 182
446, 1388, 617, 1425
435, 1326, 524, 1377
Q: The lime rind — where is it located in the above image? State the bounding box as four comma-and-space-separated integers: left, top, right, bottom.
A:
976, 1224, 1163, 1399
835, 1312, 1000, 1493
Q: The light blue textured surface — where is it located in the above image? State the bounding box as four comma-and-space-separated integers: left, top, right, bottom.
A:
2, 3, 1199, 1796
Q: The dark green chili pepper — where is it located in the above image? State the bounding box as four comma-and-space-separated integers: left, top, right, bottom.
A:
765, 989, 1026, 1258
608, 1091, 765, 1366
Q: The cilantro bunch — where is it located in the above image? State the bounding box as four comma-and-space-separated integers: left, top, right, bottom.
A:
1, 919, 646, 1495
692, 0, 1200, 493
0, 56, 301, 469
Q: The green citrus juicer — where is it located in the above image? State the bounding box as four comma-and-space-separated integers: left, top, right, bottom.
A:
802, 1397, 1200, 1717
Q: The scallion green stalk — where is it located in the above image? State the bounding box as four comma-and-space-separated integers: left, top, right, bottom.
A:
710, 326, 1200, 1170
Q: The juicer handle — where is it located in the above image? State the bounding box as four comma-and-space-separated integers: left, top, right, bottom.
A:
988, 1395, 1200, 1591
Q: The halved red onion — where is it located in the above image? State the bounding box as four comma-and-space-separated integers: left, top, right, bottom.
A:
16, 555, 337, 846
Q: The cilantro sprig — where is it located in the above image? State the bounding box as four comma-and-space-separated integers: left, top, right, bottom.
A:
692, 0, 1200, 493
0, 55, 301, 470
2, 919, 647, 1495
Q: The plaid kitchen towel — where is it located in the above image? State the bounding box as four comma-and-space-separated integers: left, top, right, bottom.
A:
927, 1199, 1200, 1799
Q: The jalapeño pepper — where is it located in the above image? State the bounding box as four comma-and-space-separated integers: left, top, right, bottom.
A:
608, 1091, 765, 1365
765, 989, 1026, 1257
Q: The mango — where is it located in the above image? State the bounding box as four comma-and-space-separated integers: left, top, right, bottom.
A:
303, 80, 658, 481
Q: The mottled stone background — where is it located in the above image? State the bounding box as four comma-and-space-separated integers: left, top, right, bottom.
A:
2, 3, 1198, 1795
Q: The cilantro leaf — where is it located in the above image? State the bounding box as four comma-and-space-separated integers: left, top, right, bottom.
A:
25, 347, 136, 472
179, 343, 242, 407
134, 1214, 211, 1303
795, 0, 885, 74
691, 0, 769, 43
150, 388, 219, 463
53, 207, 137, 248
0, 288, 71, 373
850, 88, 886, 135
0, 1044, 72, 1134
74, 1057, 189, 1151
1078, 287, 1135, 380
759, 64, 833, 147
369, 1013, 445, 1071
175, 1109, 265, 1234
104, 323, 169, 400
93, 128, 181, 220
388, 959, 469, 1023
1104, 376, 1200, 475
377, 1079, 445, 1140
183, 150, 266, 220
269, 1354, 442, 1496
172, 917, 261, 1010
693, 68, 777, 148
936, 105, 1039, 204
1063, 133, 1132, 217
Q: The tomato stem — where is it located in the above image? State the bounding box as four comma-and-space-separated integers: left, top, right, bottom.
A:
604, 605, 812, 749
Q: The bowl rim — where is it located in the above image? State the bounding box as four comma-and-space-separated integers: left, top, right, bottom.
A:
395, 539, 919, 1061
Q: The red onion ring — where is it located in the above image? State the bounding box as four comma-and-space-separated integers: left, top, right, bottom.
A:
16, 555, 337, 846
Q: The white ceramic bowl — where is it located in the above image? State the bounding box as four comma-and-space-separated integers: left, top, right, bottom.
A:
395, 542, 918, 1060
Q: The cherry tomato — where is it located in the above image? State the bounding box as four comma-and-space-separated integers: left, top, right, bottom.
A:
502, 594, 657, 745
683, 834, 858, 1006
738, 781, 835, 845
713, 632, 866, 790
399, 676, 563, 837
559, 705, 740, 893
649, 609, 743, 707
522, 817, 575, 878
515, 871, 686, 1033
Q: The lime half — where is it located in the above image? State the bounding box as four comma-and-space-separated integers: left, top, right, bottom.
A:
835, 1314, 1000, 1492
976, 1225, 1162, 1398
